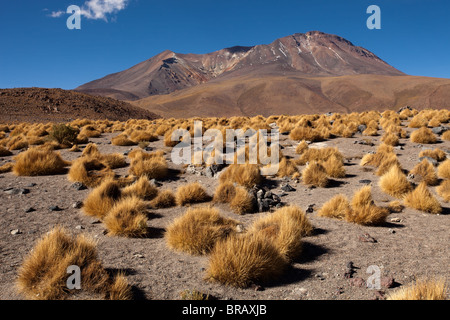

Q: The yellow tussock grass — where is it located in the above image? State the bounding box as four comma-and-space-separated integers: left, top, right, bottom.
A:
176, 182, 211, 206
387, 277, 447, 300
403, 182, 442, 214
379, 165, 412, 198
13, 148, 70, 176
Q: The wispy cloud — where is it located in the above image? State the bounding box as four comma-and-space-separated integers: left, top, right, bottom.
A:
48, 0, 129, 21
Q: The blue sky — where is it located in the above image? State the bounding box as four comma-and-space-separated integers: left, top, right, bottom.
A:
1, 0, 449, 90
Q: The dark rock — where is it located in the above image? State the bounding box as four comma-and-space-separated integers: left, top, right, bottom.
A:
25, 183, 37, 187
281, 184, 295, 192
71, 182, 87, 191
431, 126, 448, 135
349, 277, 366, 287
306, 204, 316, 213
4, 188, 30, 195
381, 276, 396, 289
150, 179, 162, 187
24, 207, 35, 213
359, 179, 372, 185
358, 233, 377, 243
358, 124, 367, 133
272, 194, 281, 203
49, 205, 62, 211
10, 229, 22, 235
72, 201, 83, 209
256, 189, 264, 199
264, 191, 273, 199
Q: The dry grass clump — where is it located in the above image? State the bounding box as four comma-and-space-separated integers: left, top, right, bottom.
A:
403, 182, 442, 214
318, 194, 351, 219
410, 127, 437, 144
81, 143, 127, 169
437, 159, 450, 179
111, 134, 137, 146
249, 205, 312, 261
379, 165, 412, 198
381, 132, 400, 146
16, 227, 131, 300
103, 196, 149, 238
165, 207, 240, 255
12, 148, 70, 176
206, 233, 288, 288
436, 180, 450, 202
320, 154, 346, 178
229, 186, 255, 215
121, 176, 158, 200
0, 162, 14, 173
442, 130, 450, 141
388, 200, 404, 213
410, 159, 439, 186
289, 127, 323, 142
219, 164, 262, 189
68, 157, 115, 188
276, 157, 299, 178
419, 149, 447, 162
301, 161, 328, 187
295, 147, 343, 166
176, 182, 212, 206
213, 182, 237, 203
0, 146, 12, 156
387, 277, 447, 300
295, 140, 309, 154
129, 151, 168, 180
6, 135, 29, 150
348, 186, 389, 225
83, 179, 122, 219
150, 189, 176, 208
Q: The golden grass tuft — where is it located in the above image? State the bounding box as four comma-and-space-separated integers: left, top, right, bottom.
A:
249, 205, 312, 261
403, 182, 442, 214
320, 154, 346, 178
436, 180, 450, 202
83, 179, 122, 219
0, 146, 12, 156
213, 182, 237, 203
111, 134, 137, 146
410, 159, 439, 186
301, 161, 328, 187
0, 162, 14, 173
387, 277, 447, 300
68, 157, 115, 188
206, 233, 288, 288
16, 227, 111, 300
107, 273, 133, 300
150, 189, 176, 208
165, 207, 240, 255
388, 200, 405, 213
318, 194, 351, 220
437, 159, 450, 179
103, 196, 149, 238
13, 148, 70, 176
176, 182, 212, 206
410, 127, 437, 144
419, 149, 447, 162
346, 186, 389, 225
379, 165, 412, 198
129, 152, 168, 180
121, 176, 158, 200
229, 186, 255, 215
219, 164, 262, 189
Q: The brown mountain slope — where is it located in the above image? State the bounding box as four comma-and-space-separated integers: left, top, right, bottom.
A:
0, 88, 160, 123
76, 31, 404, 100
131, 74, 450, 118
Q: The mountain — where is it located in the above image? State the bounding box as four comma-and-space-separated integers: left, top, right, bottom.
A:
0, 88, 160, 123
76, 31, 450, 117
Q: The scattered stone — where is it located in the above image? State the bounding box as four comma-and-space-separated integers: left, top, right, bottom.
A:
431, 126, 448, 135
306, 204, 316, 213
358, 233, 377, 243
75, 225, 85, 230
264, 191, 273, 199
134, 253, 144, 258
24, 207, 35, 213
4, 188, 30, 195
150, 179, 162, 187
388, 229, 396, 234
281, 184, 295, 192
390, 217, 402, 223
344, 261, 356, 279
393, 146, 404, 150
10, 229, 22, 235
49, 205, 62, 211
381, 276, 396, 289
292, 287, 308, 296
335, 287, 344, 295
256, 189, 264, 199
72, 201, 83, 209
25, 183, 37, 187
349, 277, 366, 287
357, 124, 367, 133
314, 273, 326, 281
235, 224, 245, 233
250, 284, 264, 291
71, 182, 87, 191
359, 179, 372, 185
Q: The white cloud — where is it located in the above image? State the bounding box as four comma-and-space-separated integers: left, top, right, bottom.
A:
47, 0, 129, 21
49, 10, 65, 18
80, 0, 129, 21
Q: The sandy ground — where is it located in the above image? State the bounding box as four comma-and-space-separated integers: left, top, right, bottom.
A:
0, 123, 449, 300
